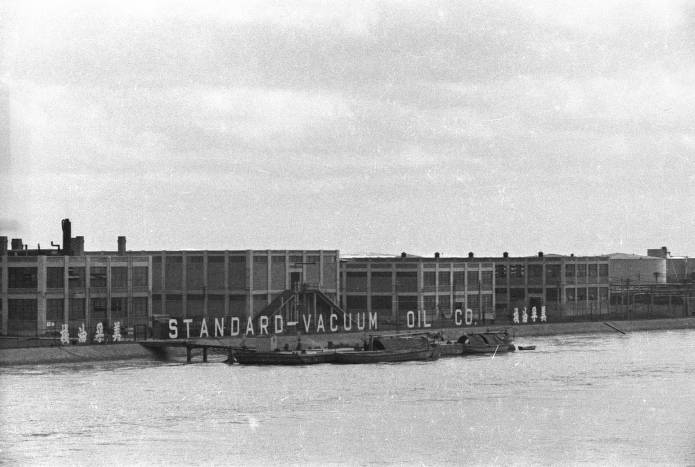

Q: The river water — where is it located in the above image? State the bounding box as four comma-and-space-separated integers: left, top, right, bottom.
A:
1, 329, 694, 466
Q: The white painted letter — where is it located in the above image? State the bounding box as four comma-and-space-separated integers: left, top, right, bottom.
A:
169, 319, 178, 339
200, 318, 209, 338
369, 312, 378, 330
245, 318, 255, 336
357, 313, 365, 331
231, 317, 240, 336
454, 309, 462, 326
422, 309, 431, 328
183, 319, 193, 338
316, 314, 325, 333
343, 313, 352, 331
330, 313, 338, 332
274, 315, 284, 334
406, 311, 416, 328
260, 316, 269, 335
465, 309, 473, 326
302, 314, 312, 333
215, 318, 224, 337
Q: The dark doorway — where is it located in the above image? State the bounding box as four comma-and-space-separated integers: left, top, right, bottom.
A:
290, 272, 302, 291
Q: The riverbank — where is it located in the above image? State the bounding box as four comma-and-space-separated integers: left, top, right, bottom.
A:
2, 317, 694, 366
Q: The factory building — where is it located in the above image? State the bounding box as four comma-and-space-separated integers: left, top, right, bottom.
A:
340, 252, 611, 327
0, 220, 693, 337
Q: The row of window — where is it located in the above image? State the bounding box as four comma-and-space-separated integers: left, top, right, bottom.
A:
343, 270, 494, 293
495, 264, 608, 280
3, 266, 149, 289
152, 259, 337, 291
343, 294, 494, 313
5, 298, 148, 322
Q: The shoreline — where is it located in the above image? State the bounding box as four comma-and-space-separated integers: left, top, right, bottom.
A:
1, 316, 694, 366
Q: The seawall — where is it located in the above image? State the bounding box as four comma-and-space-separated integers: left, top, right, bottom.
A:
2, 317, 694, 366
0, 342, 163, 366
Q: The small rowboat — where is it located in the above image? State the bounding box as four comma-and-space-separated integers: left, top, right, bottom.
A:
517, 345, 536, 351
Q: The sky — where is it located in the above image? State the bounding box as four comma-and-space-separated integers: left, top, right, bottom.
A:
1, 0, 694, 257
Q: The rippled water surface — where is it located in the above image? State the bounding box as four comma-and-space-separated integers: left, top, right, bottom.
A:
2, 330, 695, 465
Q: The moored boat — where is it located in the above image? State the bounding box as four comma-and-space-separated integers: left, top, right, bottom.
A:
438, 331, 516, 356
332, 335, 440, 364
229, 348, 337, 365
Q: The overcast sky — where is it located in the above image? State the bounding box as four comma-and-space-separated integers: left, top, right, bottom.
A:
2, 0, 694, 256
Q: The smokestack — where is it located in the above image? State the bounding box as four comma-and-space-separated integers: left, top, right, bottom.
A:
0, 236, 7, 255
11, 238, 23, 250
118, 236, 126, 255
61, 219, 72, 256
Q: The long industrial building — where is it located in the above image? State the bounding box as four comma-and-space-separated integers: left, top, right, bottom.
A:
1, 220, 693, 337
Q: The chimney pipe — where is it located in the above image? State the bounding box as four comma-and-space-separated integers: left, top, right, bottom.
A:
118, 236, 127, 255
434, 252, 440, 259
72, 236, 84, 256
538, 251, 544, 258
503, 252, 509, 258
0, 236, 7, 255
468, 252, 474, 258
61, 219, 72, 256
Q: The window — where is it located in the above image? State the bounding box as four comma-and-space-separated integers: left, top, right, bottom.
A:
495, 265, 507, 279
453, 271, 465, 290
371, 295, 392, 313
577, 288, 587, 301
132, 266, 148, 287
346, 295, 367, 312
527, 264, 543, 278
423, 295, 436, 312
69, 299, 86, 320
91, 298, 107, 321
423, 272, 436, 291
370, 272, 392, 293
510, 264, 525, 278
438, 295, 451, 313
132, 298, 148, 317
90, 267, 107, 288
68, 267, 85, 289
545, 288, 559, 302
438, 271, 451, 288
468, 295, 480, 312
165, 256, 183, 289
588, 264, 598, 278
111, 297, 127, 320
345, 272, 367, 292
481, 271, 493, 289
577, 264, 587, 280
46, 299, 64, 322
46, 267, 64, 288
396, 271, 417, 293
111, 267, 128, 288
8, 267, 38, 289
565, 264, 575, 280
599, 264, 608, 277
545, 264, 561, 282
467, 270, 479, 289
8, 299, 37, 321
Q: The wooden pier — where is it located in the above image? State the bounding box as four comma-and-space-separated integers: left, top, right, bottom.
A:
140, 338, 238, 363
